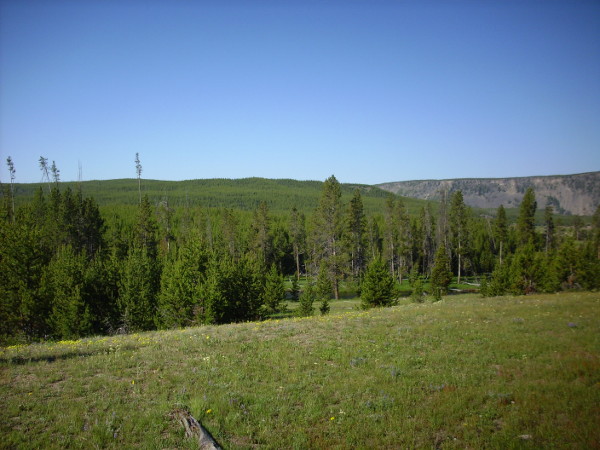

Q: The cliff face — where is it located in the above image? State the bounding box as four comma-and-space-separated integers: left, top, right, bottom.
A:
376, 172, 600, 216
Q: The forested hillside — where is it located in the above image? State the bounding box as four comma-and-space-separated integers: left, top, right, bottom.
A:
11, 177, 428, 216
1, 165, 599, 344
377, 171, 600, 216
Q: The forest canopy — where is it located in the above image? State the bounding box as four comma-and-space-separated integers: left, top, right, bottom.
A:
1, 159, 599, 344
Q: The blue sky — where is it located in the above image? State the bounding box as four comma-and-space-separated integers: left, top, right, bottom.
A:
1, 0, 599, 185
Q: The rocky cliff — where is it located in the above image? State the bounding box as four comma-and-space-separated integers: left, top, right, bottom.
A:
377, 172, 600, 216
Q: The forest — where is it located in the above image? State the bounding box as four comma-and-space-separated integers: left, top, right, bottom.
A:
1, 157, 599, 344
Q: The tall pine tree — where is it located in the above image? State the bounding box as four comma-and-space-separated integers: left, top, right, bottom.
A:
311, 175, 344, 299
449, 190, 469, 284
345, 189, 367, 280
517, 188, 537, 246
431, 242, 452, 301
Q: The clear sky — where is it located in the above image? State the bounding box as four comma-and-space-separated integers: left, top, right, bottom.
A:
1, 0, 599, 185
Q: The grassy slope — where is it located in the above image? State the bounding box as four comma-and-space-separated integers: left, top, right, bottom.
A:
1, 292, 599, 448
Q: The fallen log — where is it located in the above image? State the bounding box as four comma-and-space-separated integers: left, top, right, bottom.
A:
171, 407, 222, 449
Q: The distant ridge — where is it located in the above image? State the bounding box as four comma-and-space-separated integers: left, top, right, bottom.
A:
10, 177, 429, 216
376, 172, 600, 216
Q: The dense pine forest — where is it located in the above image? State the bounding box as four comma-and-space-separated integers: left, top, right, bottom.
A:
1, 158, 599, 344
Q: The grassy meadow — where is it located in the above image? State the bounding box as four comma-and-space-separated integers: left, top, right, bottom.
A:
1, 292, 599, 448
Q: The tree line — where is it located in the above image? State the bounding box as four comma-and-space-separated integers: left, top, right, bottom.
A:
1, 158, 599, 343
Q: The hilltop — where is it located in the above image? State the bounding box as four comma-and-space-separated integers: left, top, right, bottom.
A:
377, 171, 600, 216
10, 177, 430, 216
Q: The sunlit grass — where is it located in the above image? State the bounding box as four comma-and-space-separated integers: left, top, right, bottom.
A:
1, 292, 599, 448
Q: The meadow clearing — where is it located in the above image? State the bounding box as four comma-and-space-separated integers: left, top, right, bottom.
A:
1, 292, 599, 448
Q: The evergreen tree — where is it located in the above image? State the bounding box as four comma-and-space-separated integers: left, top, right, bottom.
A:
118, 247, 157, 331
430, 243, 452, 301
77, 195, 105, 258
410, 277, 424, 303
84, 254, 120, 334
579, 240, 600, 290
263, 264, 285, 314
197, 261, 223, 325
115, 194, 161, 331
395, 199, 412, 283
481, 254, 513, 297
297, 282, 315, 316
60, 187, 78, 248
470, 219, 495, 275
409, 263, 420, 287
517, 188, 537, 246
0, 182, 10, 225
271, 220, 293, 273
449, 190, 469, 284
593, 205, 600, 260
157, 234, 208, 328
44, 186, 63, 250
418, 205, 436, 276
315, 260, 332, 300
316, 260, 331, 315
199, 255, 264, 325
311, 175, 344, 299
360, 258, 396, 309
508, 242, 543, 295
0, 208, 52, 338
290, 277, 300, 301
367, 216, 382, 259
544, 205, 555, 253
249, 201, 272, 267
537, 252, 560, 293
135, 195, 159, 258
319, 298, 330, 315
289, 206, 306, 279
436, 189, 449, 249
493, 205, 508, 265
383, 195, 398, 277
345, 189, 368, 280
157, 197, 175, 254
555, 237, 582, 290
41, 246, 92, 339
221, 208, 238, 258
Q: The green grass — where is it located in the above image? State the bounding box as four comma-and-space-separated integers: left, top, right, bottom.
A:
2, 292, 599, 448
